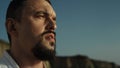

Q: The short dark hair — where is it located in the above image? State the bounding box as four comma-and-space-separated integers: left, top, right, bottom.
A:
6, 0, 51, 45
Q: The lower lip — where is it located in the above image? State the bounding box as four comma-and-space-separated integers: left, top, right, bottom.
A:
46, 38, 55, 42
45, 35, 55, 42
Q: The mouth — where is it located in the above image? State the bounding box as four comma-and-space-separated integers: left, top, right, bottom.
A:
45, 33, 55, 42
43, 31, 56, 42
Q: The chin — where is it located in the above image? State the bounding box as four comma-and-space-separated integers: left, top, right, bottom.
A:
32, 41, 56, 61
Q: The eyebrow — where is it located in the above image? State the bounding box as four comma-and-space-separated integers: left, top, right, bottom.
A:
35, 11, 56, 19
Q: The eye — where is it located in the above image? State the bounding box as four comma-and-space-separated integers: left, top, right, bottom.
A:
34, 11, 47, 19
35, 14, 46, 19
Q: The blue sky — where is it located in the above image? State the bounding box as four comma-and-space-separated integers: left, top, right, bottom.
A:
0, 0, 120, 65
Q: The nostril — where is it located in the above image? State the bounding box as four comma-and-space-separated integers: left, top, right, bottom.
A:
50, 24, 56, 30
45, 22, 56, 31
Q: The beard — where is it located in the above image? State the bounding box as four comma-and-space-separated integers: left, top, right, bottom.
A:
32, 31, 56, 61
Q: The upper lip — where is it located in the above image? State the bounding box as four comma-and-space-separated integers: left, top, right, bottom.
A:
42, 31, 56, 36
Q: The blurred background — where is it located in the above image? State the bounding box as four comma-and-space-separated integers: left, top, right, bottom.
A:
0, 0, 120, 66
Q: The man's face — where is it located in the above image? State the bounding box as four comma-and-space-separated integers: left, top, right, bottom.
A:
16, 0, 56, 60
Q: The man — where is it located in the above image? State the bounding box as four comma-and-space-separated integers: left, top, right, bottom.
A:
0, 0, 57, 68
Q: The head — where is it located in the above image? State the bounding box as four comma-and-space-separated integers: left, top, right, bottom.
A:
6, 0, 56, 60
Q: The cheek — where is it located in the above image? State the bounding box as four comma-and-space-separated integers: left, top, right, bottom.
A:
17, 24, 44, 51
24, 18, 45, 36
24, 23, 44, 40
18, 25, 33, 42
18, 16, 46, 44
31, 24, 44, 36
29, 17, 46, 36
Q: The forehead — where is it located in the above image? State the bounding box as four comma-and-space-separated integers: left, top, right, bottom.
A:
23, 0, 56, 16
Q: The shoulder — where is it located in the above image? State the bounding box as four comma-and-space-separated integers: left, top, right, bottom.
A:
0, 51, 19, 68
0, 57, 8, 68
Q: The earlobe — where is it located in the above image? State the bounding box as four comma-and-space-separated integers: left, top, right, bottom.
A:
6, 18, 18, 37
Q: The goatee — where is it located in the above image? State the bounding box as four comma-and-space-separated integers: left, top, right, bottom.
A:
32, 42, 56, 61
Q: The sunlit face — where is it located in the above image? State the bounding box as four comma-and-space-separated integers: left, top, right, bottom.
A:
16, 0, 56, 60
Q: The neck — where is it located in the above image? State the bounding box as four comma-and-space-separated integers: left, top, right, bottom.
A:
9, 49, 45, 68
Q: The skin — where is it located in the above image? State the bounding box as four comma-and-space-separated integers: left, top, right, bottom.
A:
6, 0, 56, 68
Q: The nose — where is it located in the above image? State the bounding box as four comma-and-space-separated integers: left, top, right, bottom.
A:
45, 16, 57, 31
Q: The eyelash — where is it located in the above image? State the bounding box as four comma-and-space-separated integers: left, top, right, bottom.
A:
35, 14, 46, 18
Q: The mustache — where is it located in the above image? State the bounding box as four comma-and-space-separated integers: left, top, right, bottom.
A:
41, 31, 56, 36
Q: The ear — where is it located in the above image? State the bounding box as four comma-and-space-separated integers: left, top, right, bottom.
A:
6, 18, 18, 38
